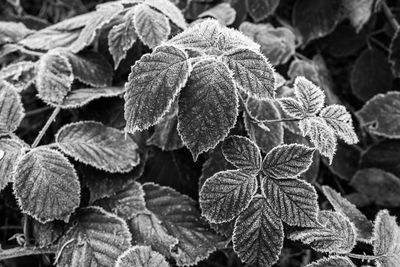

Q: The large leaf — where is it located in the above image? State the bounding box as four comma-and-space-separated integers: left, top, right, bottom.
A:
13, 148, 80, 223
0, 61, 36, 92
0, 139, 27, 191
389, 29, 400, 77
116, 246, 169, 267
0, 82, 25, 135
124, 45, 190, 132
199, 170, 257, 223
262, 144, 315, 178
145, 0, 187, 30
233, 195, 283, 267
306, 256, 355, 267
245, 0, 280, 22
57, 206, 132, 267
224, 48, 275, 99
262, 177, 319, 227
56, 121, 140, 173
178, 58, 238, 160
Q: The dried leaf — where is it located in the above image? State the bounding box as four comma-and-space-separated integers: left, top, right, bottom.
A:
116, 246, 169, 267
0, 82, 25, 135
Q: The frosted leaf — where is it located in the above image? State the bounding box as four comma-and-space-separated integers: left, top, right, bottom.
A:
124, 45, 190, 132
262, 177, 319, 227
134, 3, 171, 48
278, 97, 305, 118
306, 256, 355, 267
322, 186, 373, 242
198, 3, 237, 26
224, 48, 275, 100
0, 61, 36, 92
320, 105, 359, 144
145, 0, 186, 29
56, 121, 140, 173
57, 206, 132, 267
0, 82, 25, 134
0, 139, 27, 191
289, 210, 357, 254
222, 135, 262, 174
218, 26, 260, 52
116, 246, 169, 267
262, 144, 315, 178
13, 148, 80, 223
233, 195, 283, 267
199, 170, 257, 223
178, 58, 238, 160
32, 220, 62, 248
294, 76, 325, 115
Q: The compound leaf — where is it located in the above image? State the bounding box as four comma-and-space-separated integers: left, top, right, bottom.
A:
199, 170, 258, 223
57, 206, 132, 267
0, 82, 25, 135
0, 139, 27, 191
116, 246, 169, 267
262, 144, 315, 178
13, 147, 80, 223
389, 29, 400, 77
145, 0, 187, 30
222, 135, 262, 174
262, 177, 319, 227
306, 256, 355, 267
245, 0, 280, 22
125, 45, 190, 132
233, 195, 283, 267
56, 121, 140, 173
0, 61, 36, 92
178, 58, 238, 160
294, 76, 325, 116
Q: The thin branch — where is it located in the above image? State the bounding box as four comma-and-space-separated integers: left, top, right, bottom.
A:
382, 1, 400, 30
25, 106, 53, 118
0, 246, 57, 261
31, 107, 61, 148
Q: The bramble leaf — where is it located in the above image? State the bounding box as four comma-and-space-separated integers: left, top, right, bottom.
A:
294, 76, 325, 116
0, 82, 25, 135
0, 61, 36, 92
57, 206, 132, 267
262, 144, 315, 178
278, 97, 305, 118
198, 3, 236, 26
222, 135, 262, 174
124, 45, 190, 132
13, 147, 80, 223
262, 177, 319, 227
145, 0, 187, 30
199, 170, 258, 223
233, 195, 283, 267
56, 121, 140, 173
245, 0, 280, 22
178, 58, 238, 160
389, 29, 400, 78
116, 246, 170, 267
306, 256, 355, 267
0, 139, 27, 191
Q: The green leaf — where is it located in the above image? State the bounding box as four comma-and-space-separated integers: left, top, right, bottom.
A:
233, 195, 283, 267
57, 206, 132, 267
0, 61, 36, 92
343, 0, 374, 32
222, 135, 262, 174
262, 177, 319, 227
116, 246, 170, 267
178, 58, 238, 160
373, 210, 400, 267
198, 3, 237, 26
306, 256, 355, 267
245, 0, 280, 22
56, 121, 140, 173
294, 76, 325, 116
124, 45, 190, 132
134, 3, 171, 48
0, 139, 27, 191
389, 29, 400, 78
13, 147, 80, 223
145, 0, 187, 30
224, 48, 275, 100
0, 82, 25, 135
199, 170, 258, 223
262, 144, 315, 178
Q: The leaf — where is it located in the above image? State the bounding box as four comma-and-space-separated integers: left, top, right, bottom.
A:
199, 3, 237, 26
56, 121, 140, 173
13, 147, 80, 223
145, 0, 187, 30
351, 48, 393, 101
262, 144, 315, 178
389, 29, 400, 77
320, 105, 358, 144
306, 256, 355, 267
350, 168, 400, 207
292, 0, 342, 44
289, 210, 357, 254
199, 170, 258, 223
222, 135, 262, 174
36, 49, 73, 104
32, 220, 63, 248
223, 48, 275, 100
0, 82, 25, 135
0, 21, 34, 44
294, 76, 325, 116
178, 58, 238, 160
356, 91, 400, 138
134, 3, 171, 48
278, 98, 305, 118
233, 195, 283, 267
0, 139, 27, 191
373, 210, 400, 267
245, 0, 280, 22
262, 177, 319, 227
0, 61, 36, 92
343, 0, 374, 32
147, 112, 184, 151
57, 206, 132, 267
116, 246, 170, 267
322, 186, 373, 242
124, 45, 190, 132
288, 59, 319, 83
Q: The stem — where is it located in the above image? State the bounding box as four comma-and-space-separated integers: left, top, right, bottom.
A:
0, 246, 57, 261
346, 253, 380, 261
382, 1, 400, 30
25, 106, 52, 118
31, 107, 61, 148
261, 118, 302, 123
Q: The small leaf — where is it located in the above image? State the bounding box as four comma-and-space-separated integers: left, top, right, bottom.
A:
262, 144, 315, 178
278, 97, 305, 118
343, 0, 374, 32
306, 256, 355, 267
13, 147, 80, 223
147, 113, 183, 151
222, 135, 262, 174
57, 206, 132, 267
124, 45, 190, 132
134, 3, 171, 48
56, 121, 140, 173
199, 3, 237, 26
0, 61, 36, 92
178, 58, 238, 160
294, 76, 325, 116
0, 82, 25, 135
199, 170, 258, 223
116, 246, 170, 267
233, 195, 283, 267
389, 29, 400, 77
245, 0, 280, 22
224, 48, 275, 100
145, 0, 187, 30
262, 177, 319, 227
0, 139, 27, 191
